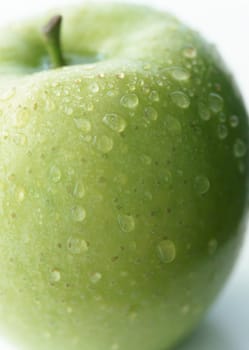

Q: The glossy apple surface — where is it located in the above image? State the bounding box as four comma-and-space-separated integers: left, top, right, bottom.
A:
0, 3, 248, 350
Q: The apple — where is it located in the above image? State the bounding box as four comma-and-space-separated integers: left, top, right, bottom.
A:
0, 3, 248, 350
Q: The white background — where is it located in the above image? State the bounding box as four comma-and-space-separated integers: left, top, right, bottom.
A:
0, 1, 248, 349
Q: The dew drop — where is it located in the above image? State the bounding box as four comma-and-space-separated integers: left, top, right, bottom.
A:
74, 118, 92, 133
96, 135, 114, 153
233, 138, 246, 158
103, 113, 126, 133
141, 154, 152, 165
0, 87, 16, 101
194, 176, 210, 195
72, 206, 86, 222
67, 236, 88, 254
13, 133, 27, 146
50, 269, 61, 283
157, 240, 176, 263
88, 82, 99, 93
120, 94, 139, 109
13, 110, 30, 128
198, 103, 211, 121
208, 93, 224, 114
165, 115, 182, 135
64, 106, 73, 116
171, 91, 190, 109
90, 272, 102, 284
49, 166, 61, 183
217, 124, 228, 140
181, 304, 190, 315
169, 67, 190, 81
16, 187, 25, 202
183, 46, 197, 59
149, 90, 160, 102
229, 115, 239, 128
164, 170, 172, 184
73, 182, 85, 199
118, 214, 135, 232
144, 106, 158, 123
208, 239, 218, 255
111, 344, 119, 350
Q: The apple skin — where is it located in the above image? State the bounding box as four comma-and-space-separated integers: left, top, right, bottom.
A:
0, 3, 248, 350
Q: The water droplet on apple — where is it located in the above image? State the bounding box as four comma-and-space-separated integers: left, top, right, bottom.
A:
141, 154, 152, 165
103, 113, 126, 133
208, 239, 218, 255
164, 170, 172, 184
144, 106, 158, 122
0, 86, 16, 101
165, 115, 182, 135
198, 103, 211, 121
238, 160, 245, 174
71, 206, 86, 222
229, 115, 239, 128
50, 269, 61, 283
118, 214, 135, 232
208, 93, 224, 114
233, 138, 246, 158
217, 124, 228, 140
74, 118, 92, 133
73, 182, 85, 198
90, 272, 102, 283
16, 187, 25, 202
88, 82, 100, 93
194, 176, 210, 195
149, 90, 160, 102
181, 304, 190, 314
170, 91, 190, 109
13, 133, 27, 146
13, 109, 30, 128
64, 106, 73, 116
117, 72, 125, 79
120, 94, 139, 109
111, 344, 119, 350
169, 67, 190, 81
49, 166, 61, 183
67, 236, 88, 254
96, 135, 114, 153
183, 46, 197, 59
157, 240, 176, 263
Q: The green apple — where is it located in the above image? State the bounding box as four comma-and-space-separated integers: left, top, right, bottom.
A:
0, 3, 248, 350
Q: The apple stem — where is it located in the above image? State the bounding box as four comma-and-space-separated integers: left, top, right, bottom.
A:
42, 15, 65, 68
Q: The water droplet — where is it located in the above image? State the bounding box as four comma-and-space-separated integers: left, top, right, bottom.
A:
67, 236, 88, 254
198, 103, 211, 121
103, 113, 126, 133
144, 106, 158, 123
181, 305, 190, 315
96, 135, 113, 153
88, 82, 99, 93
73, 182, 85, 198
49, 166, 61, 183
171, 91, 190, 109
218, 112, 226, 123
13, 109, 30, 128
111, 344, 119, 350
208, 239, 218, 255
64, 107, 73, 116
149, 90, 160, 102
16, 187, 25, 202
141, 154, 152, 165
157, 240, 176, 263
238, 160, 245, 174
13, 133, 27, 145
229, 115, 239, 128
165, 115, 182, 135
72, 206, 86, 222
90, 272, 102, 283
217, 124, 228, 140
118, 214, 135, 232
233, 139, 246, 158
164, 170, 172, 184
0, 87, 16, 101
169, 67, 190, 81
117, 72, 125, 79
74, 118, 92, 133
194, 176, 210, 195
183, 46, 197, 59
208, 93, 224, 114
50, 269, 61, 283
120, 94, 139, 109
